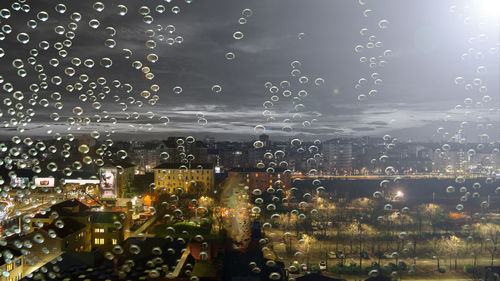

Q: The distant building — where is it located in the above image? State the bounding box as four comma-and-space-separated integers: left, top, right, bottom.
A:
259, 134, 270, 147
153, 163, 214, 195
158, 137, 210, 164
106, 161, 136, 197
228, 167, 291, 192
129, 141, 164, 173
323, 139, 353, 174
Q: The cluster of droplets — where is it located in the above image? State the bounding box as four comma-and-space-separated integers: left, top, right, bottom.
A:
398, 2, 500, 278
0, 0, 196, 180
249, 58, 333, 277
253, 59, 325, 140
437, 0, 499, 232
0, 0, 199, 279
444, 1, 498, 146
354, 0, 393, 102
370, 134, 416, 279
224, 8, 252, 61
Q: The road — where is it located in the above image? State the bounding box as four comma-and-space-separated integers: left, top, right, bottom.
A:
292, 174, 491, 180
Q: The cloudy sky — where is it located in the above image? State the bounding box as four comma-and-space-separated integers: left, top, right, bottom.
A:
0, 0, 498, 142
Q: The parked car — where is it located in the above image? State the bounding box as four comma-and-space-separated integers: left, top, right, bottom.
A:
319, 261, 327, 271
361, 251, 370, 259
301, 264, 308, 272
289, 261, 300, 274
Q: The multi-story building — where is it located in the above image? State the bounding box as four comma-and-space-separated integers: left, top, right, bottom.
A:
227, 167, 291, 192
216, 142, 250, 168
129, 141, 163, 174
323, 139, 353, 174
0, 247, 23, 281
109, 162, 136, 198
89, 212, 128, 252
41, 217, 91, 252
154, 163, 214, 195
31, 200, 129, 253
31, 200, 91, 231
157, 137, 210, 164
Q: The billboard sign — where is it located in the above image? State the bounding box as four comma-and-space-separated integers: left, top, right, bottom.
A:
35, 178, 55, 187
99, 168, 117, 199
11, 177, 29, 187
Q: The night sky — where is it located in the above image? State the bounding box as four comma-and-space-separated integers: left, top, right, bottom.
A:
0, 0, 498, 142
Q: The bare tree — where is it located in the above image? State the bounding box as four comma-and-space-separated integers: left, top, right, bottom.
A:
444, 235, 462, 271
423, 203, 442, 235
482, 223, 500, 267
429, 237, 447, 271
297, 234, 317, 268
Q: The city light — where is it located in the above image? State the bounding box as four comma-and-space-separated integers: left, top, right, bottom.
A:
0, 1, 498, 280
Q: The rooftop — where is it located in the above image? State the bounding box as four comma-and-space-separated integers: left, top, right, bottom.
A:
42, 217, 87, 238
89, 212, 124, 224
229, 167, 288, 173
0, 246, 23, 266
154, 163, 214, 170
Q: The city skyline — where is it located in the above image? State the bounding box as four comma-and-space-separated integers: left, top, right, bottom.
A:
0, 0, 498, 280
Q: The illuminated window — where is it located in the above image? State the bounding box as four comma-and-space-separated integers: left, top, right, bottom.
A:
94, 238, 105, 245
6, 263, 13, 271
112, 239, 117, 245
94, 228, 104, 233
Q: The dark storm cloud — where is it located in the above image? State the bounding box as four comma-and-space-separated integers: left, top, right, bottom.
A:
368, 121, 388, 126
0, 0, 498, 142
352, 127, 375, 131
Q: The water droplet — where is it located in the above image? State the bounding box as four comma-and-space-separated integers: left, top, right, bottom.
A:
16, 33, 29, 44
242, 8, 253, 17
378, 19, 389, 29
233, 31, 244, 40
173, 86, 183, 94
117, 5, 128, 16
37, 11, 49, 21
172, 6, 180, 14
211, 84, 222, 93
93, 2, 105, 12
89, 19, 100, 29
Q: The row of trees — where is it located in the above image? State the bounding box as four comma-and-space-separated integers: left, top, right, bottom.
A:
263, 195, 499, 274
430, 223, 499, 271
